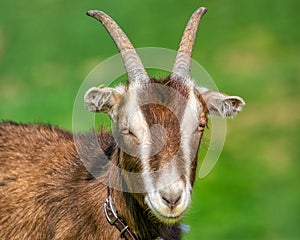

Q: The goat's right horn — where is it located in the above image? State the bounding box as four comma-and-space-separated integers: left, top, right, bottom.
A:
87, 10, 149, 84
171, 7, 208, 81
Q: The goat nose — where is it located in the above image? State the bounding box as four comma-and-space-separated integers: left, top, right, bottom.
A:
159, 188, 183, 209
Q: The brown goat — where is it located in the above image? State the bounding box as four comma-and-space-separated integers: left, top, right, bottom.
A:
0, 122, 180, 239
0, 8, 245, 240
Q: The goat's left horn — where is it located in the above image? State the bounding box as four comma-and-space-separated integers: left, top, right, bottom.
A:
171, 7, 208, 81
87, 10, 149, 84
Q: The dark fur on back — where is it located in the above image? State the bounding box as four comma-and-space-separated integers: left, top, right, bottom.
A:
0, 121, 181, 240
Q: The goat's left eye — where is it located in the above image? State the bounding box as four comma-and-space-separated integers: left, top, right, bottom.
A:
197, 124, 205, 132
193, 124, 206, 134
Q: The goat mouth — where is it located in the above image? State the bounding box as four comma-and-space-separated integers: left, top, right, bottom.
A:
146, 199, 185, 224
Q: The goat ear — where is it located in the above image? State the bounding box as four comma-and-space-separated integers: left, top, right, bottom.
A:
84, 87, 124, 121
199, 88, 245, 117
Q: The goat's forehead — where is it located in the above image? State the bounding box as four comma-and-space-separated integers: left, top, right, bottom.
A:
119, 82, 203, 131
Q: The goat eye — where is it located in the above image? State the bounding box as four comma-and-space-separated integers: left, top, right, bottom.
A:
121, 128, 136, 137
121, 129, 139, 143
193, 123, 206, 134
197, 125, 205, 132
121, 128, 130, 135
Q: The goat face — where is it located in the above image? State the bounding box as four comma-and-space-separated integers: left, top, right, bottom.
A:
84, 8, 245, 224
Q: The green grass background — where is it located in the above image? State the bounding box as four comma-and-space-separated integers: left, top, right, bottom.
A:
0, 0, 299, 239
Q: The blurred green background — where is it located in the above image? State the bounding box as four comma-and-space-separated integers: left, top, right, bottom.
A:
0, 0, 299, 239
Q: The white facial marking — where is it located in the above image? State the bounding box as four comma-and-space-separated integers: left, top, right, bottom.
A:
122, 83, 201, 222
145, 175, 191, 223
143, 87, 200, 222
124, 85, 159, 194
180, 88, 200, 177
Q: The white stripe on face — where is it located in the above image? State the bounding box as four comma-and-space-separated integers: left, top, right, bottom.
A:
138, 84, 201, 192
125, 87, 155, 193
180, 88, 201, 178
120, 83, 203, 222
121, 83, 201, 195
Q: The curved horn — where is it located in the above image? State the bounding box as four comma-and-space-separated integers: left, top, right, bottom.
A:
87, 10, 149, 83
171, 7, 208, 81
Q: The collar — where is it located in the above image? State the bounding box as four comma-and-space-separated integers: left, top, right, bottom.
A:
104, 188, 136, 240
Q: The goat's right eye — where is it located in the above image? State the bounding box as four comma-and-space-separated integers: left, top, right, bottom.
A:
121, 129, 140, 144
121, 128, 130, 135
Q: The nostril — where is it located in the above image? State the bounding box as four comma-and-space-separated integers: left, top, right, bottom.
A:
162, 195, 181, 207
160, 190, 182, 209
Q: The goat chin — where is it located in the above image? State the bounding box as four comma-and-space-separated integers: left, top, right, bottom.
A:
145, 191, 190, 224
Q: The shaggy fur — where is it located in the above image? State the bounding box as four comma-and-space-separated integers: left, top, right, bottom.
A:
0, 121, 181, 240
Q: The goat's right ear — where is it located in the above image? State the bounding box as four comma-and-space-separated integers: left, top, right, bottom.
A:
84, 86, 124, 121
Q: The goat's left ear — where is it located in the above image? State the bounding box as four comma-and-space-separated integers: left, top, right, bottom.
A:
198, 88, 245, 118
84, 86, 124, 122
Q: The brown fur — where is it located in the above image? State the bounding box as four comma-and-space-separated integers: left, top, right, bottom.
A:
138, 79, 206, 186
0, 121, 181, 240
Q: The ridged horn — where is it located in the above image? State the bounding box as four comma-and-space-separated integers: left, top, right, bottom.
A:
171, 7, 208, 81
87, 10, 149, 83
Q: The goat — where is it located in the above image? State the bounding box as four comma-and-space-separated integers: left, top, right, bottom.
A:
0, 8, 245, 240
